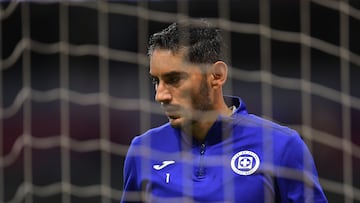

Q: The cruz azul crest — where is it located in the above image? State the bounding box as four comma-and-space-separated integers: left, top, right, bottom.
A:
231, 150, 260, 176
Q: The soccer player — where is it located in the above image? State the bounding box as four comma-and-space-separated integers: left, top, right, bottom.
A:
120, 19, 328, 202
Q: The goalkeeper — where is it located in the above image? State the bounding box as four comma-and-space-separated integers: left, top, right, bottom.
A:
121, 19, 328, 203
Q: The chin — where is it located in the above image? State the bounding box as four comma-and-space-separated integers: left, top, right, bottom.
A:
168, 117, 183, 128
170, 123, 182, 129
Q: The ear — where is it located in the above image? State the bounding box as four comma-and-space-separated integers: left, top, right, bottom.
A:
210, 61, 228, 89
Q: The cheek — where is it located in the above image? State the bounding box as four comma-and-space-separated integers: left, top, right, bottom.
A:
173, 83, 198, 106
174, 74, 206, 107
177, 88, 194, 104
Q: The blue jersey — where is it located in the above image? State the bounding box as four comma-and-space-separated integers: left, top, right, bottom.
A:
121, 96, 328, 203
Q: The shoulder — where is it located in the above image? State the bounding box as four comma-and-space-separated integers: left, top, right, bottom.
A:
131, 123, 173, 143
231, 113, 305, 157
128, 123, 180, 153
233, 113, 299, 139
232, 114, 314, 167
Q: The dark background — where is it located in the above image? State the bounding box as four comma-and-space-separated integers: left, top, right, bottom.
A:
1, 0, 360, 202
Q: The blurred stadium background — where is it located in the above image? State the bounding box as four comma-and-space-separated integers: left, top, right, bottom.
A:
1, 0, 360, 202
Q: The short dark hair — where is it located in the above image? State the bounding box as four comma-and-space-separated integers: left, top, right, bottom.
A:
147, 19, 225, 64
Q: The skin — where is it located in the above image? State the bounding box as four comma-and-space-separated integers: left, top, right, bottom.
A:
149, 48, 232, 142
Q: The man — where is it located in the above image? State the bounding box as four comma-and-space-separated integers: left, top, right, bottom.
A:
121, 19, 328, 203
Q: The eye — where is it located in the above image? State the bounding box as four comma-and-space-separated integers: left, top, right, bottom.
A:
152, 77, 159, 85
165, 76, 181, 85
151, 77, 159, 89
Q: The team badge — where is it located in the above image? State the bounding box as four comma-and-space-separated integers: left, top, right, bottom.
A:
231, 150, 260, 176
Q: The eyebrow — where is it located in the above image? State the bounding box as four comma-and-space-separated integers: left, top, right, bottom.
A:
149, 71, 188, 79
164, 71, 188, 78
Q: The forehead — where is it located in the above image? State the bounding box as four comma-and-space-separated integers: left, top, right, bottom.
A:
149, 49, 197, 75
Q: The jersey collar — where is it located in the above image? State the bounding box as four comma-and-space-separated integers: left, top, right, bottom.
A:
180, 96, 248, 146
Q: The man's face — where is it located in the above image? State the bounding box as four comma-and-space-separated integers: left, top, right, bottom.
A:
149, 49, 213, 128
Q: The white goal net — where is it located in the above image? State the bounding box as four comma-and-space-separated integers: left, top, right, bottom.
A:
1, 0, 360, 203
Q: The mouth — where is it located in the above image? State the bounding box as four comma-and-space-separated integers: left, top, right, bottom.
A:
167, 115, 180, 121
162, 104, 181, 119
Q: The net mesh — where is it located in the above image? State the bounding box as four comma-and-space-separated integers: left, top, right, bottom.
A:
1, 0, 360, 203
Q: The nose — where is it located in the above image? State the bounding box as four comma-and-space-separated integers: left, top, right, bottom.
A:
155, 82, 172, 104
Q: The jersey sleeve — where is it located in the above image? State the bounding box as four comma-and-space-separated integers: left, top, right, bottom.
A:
120, 137, 143, 203
275, 132, 328, 203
